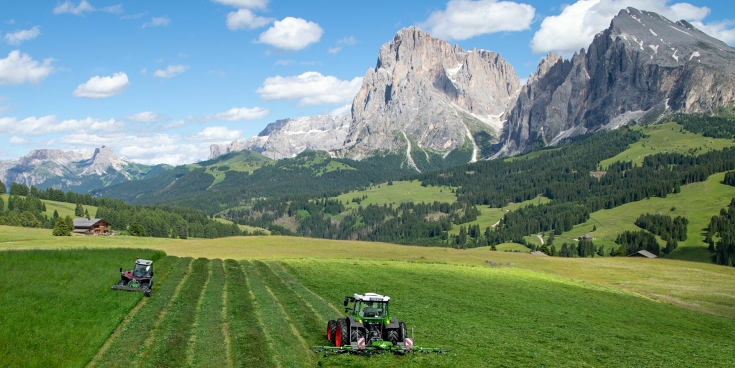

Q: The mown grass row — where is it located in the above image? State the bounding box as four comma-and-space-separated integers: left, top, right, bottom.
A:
269, 261, 341, 322
92, 257, 192, 367
140, 258, 210, 368
253, 261, 325, 347
241, 260, 313, 367
223, 259, 273, 367
188, 259, 230, 368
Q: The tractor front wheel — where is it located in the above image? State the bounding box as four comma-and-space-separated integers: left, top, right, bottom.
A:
336, 318, 349, 347
387, 330, 400, 345
327, 320, 336, 343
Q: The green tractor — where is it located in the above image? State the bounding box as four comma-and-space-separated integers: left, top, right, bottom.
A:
315, 292, 446, 355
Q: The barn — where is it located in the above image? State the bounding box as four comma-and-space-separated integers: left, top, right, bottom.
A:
73, 218, 111, 235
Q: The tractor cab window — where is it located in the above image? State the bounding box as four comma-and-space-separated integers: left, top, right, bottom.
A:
358, 301, 388, 318
133, 264, 151, 278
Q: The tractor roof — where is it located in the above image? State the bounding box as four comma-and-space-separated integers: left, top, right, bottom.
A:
135, 259, 153, 266
354, 292, 390, 302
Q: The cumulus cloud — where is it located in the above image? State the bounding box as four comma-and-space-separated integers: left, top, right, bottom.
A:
73, 72, 129, 99
0, 115, 123, 136
257, 72, 362, 106
153, 64, 189, 78
226, 9, 273, 30
53, 1, 122, 16
189, 107, 270, 122
143, 16, 171, 28
694, 20, 735, 45
9, 136, 27, 144
58, 132, 204, 165
189, 126, 243, 142
328, 47, 342, 55
5, 26, 41, 45
418, 0, 535, 40
0, 50, 54, 85
124, 111, 167, 123
257, 17, 323, 50
530, 0, 729, 54
330, 104, 351, 116
211, 0, 268, 9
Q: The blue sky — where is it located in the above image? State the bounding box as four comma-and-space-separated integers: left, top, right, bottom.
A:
1, 0, 733, 165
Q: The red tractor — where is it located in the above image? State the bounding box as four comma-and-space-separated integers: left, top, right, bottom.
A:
112, 258, 154, 297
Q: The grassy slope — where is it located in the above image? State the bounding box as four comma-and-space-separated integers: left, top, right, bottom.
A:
0, 193, 98, 219
599, 122, 735, 169
556, 172, 735, 263
334, 180, 457, 210
448, 197, 551, 235
3, 226, 735, 318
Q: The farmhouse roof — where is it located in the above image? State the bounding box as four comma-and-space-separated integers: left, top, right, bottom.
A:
73, 218, 105, 228
628, 250, 658, 258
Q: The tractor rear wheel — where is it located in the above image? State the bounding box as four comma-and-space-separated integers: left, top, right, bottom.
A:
327, 320, 336, 343
398, 321, 407, 342
337, 318, 349, 347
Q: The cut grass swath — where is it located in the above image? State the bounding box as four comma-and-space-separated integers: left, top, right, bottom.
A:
140, 258, 210, 368
254, 261, 325, 346
241, 260, 313, 367
92, 257, 192, 368
223, 259, 274, 368
269, 261, 342, 319
188, 259, 230, 368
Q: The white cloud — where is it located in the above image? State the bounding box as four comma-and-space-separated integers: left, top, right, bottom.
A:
53, 1, 95, 15
693, 20, 735, 45
121, 11, 147, 20
330, 104, 351, 116
211, 0, 269, 9
190, 107, 270, 122
143, 16, 171, 28
189, 126, 242, 142
275, 59, 295, 66
0, 50, 54, 85
418, 0, 535, 40
124, 111, 166, 123
227, 9, 273, 30
5, 19, 15, 25
9, 136, 27, 144
163, 120, 186, 129
328, 47, 341, 54
73, 72, 129, 99
153, 64, 189, 78
338, 36, 356, 46
58, 132, 203, 165
257, 17, 323, 50
101, 4, 123, 14
5, 26, 41, 45
140, 67, 147, 74
530, 0, 722, 54
257, 71, 363, 106
0, 116, 123, 136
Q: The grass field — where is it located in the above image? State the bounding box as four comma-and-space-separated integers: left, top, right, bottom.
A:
3, 246, 735, 367
448, 197, 551, 235
0, 193, 97, 219
556, 172, 735, 263
599, 122, 735, 169
334, 180, 457, 210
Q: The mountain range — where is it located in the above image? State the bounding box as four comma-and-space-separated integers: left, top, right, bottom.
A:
3, 7, 735, 193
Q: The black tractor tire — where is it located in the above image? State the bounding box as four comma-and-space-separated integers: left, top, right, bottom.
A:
387, 329, 400, 345
398, 321, 407, 342
350, 327, 364, 343
327, 320, 337, 343
337, 318, 349, 347
144, 289, 152, 297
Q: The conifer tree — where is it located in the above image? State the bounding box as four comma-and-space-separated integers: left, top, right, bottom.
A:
52, 217, 71, 236
74, 203, 84, 217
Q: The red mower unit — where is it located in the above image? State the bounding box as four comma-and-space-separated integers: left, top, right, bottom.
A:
112, 258, 154, 297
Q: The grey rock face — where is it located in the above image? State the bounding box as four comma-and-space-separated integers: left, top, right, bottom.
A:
342, 27, 521, 161
0, 146, 147, 191
500, 7, 735, 155
209, 115, 350, 160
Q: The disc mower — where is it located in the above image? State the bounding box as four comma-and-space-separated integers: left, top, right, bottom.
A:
313, 292, 448, 355
111, 258, 154, 297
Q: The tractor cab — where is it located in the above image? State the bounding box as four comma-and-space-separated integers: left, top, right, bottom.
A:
351, 293, 390, 320
132, 259, 153, 278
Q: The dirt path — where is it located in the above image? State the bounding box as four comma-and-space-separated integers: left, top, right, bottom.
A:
536, 234, 544, 245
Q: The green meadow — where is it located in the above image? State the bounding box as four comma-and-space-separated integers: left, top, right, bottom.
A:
334, 180, 457, 209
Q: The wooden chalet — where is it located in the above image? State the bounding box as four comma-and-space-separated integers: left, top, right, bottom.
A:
73, 218, 111, 235
628, 250, 658, 258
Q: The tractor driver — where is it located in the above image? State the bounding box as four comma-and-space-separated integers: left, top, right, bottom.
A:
360, 302, 383, 318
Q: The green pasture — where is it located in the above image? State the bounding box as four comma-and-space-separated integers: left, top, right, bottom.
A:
213, 217, 270, 234
0, 193, 96, 219
448, 197, 551, 235
599, 122, 735, 169
556, 172, 735, 262
3, 247, 735, 367
334, 180, 457, 209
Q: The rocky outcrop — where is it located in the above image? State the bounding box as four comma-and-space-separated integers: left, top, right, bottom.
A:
499, 7, 735, 155
0, 146, 158, 192
341, 27, 521, 162
209, 115, 350, 160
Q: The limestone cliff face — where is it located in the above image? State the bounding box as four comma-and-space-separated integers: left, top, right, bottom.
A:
341, 27, 521, 162
209, 115, 350, 160
499, 7, 735, 155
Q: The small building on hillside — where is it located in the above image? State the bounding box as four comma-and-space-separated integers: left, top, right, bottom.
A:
578, 234, 593, 241
628, 250, 658, 258
73, 218, 111, 235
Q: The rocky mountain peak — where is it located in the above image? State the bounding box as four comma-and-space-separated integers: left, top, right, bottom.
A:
341, 26, 520, 164
80, 146, 129, 176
